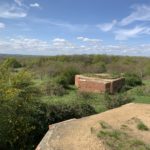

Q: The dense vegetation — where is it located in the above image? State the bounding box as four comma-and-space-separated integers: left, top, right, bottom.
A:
0, 54, 150, 149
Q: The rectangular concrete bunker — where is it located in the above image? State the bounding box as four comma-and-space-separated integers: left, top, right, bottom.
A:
75, 74, 125, 94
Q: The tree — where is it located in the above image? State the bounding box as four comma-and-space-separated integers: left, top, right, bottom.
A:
2, 58, 22, 68
0, 66, 42, 149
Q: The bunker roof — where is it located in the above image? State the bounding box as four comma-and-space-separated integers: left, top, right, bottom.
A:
76, 73, 124, 84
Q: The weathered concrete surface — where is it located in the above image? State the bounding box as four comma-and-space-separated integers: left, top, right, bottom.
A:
36, 103, 150, 150
36, 119, 77, 150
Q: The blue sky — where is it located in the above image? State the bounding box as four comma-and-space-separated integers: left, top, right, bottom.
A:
0, 0, 150, 56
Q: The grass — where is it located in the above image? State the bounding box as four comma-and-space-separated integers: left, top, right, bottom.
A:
98, 130, 124, 140
83, 73, 120, 79
37, 77, 150, 118
127, 80, 150, 104
133, 96, 150, 104
41, 88, 107, 113
137, 122, 149, 131
97, 129, 150, 150
99, 121, 111, 129
36, 76, 149, 116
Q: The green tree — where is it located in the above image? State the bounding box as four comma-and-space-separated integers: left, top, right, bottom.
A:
0, 66, 42, 149
2, 58, 22, 68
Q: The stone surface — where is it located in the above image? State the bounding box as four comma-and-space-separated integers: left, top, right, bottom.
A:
36, 103, 150, 150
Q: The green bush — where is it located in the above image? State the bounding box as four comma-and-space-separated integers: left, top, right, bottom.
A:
104, 93, 133, 109
135, 86, 150, 96
56, 67, 79, 88
63, 67, 79, 85
0, 69, 42, 149
42, 80, 66, 96
47, 102, 96, 124
124, 73, 142, 87
55, 75, 69, 88
77, 91, 93, 100
0, 99, 51, 150
2, 58, 22, 68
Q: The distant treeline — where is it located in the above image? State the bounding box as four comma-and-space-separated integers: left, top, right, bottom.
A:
4, 54, 149, 79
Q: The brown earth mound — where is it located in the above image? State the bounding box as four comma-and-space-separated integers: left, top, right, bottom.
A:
36, 103, 150, 150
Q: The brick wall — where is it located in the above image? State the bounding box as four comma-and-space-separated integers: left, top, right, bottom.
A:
75, 75, 110, 93
75, 75, 125, 94
110, 78, 125, 93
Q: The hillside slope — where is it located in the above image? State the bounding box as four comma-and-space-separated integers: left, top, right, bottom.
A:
36, 103, 150, 150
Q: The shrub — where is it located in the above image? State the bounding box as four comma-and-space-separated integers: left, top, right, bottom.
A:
0, 69, 43, 149
42, 80, 66, 96
77, 91, 93, 100
135, 86, 150, 96
124, 73, 142, 87
47, 102, 96, 124
104, 93, 133, 109
56, 67, 79, 88
55, 75, 69, 88
2, 58, 22, 68
63, 67, 79, 85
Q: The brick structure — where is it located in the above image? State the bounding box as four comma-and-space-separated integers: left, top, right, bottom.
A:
75, 74, 125, 94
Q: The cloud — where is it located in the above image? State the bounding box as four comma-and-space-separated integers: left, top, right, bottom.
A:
77, 37, 102, 43
50, 22, 88, 32
30, 3, 40, 8
120, 4, 150, 26
0, 22, 5, 29
115, 26, 150, 40
0, 4, 27, 19
97, 20, 117, 32
95, 4, 150, 40
77, 37, 102, 50
31, 17, 89, 32
9, 37, 49, 51
14, 0, 23, 6
0, 37, 150, 56
52, 38, 75, 49
52, 38, 66, 42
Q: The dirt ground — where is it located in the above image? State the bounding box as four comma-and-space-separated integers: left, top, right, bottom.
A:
36, 103, 150, 150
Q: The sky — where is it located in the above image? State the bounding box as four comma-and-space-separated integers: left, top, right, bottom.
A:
0, 0, 150, 56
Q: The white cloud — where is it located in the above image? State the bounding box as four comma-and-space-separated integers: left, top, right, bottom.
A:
95, 4, 150, 40
0, 22, 5, 29
52, 38, 75, 49
0, 4, 27, 19
0, 37, 150, 56
120, 4, 150, 26
14, 0, 23, 6
77, 37, 102, 50
50, 22, 88, 32
30, 3, 40, 8
115, 26, 150, 40
52, 38, 66, 42
9, 38, 49, 51
31, 17, 89, 32
77, 37, 102, 43
97, 20, 117, 32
